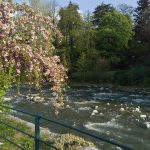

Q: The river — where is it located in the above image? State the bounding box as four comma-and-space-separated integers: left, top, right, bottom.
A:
6, 84, 150, 150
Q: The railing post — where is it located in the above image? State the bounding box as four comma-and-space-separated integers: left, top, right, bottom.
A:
35, 113, 40, 150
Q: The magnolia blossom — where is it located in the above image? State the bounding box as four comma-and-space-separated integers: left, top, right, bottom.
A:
0, 2, 67, 107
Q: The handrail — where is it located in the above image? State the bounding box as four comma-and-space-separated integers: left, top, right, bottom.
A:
39, 140, 59, 150
0, 135, 25, 150
0, 120, 34, 139
0, 104, 35, 117
0, 120, 58, 150
41, 116, 134, 150
0, 104, 135, 150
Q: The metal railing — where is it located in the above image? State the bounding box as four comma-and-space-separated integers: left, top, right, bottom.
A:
0, 104, 135, 150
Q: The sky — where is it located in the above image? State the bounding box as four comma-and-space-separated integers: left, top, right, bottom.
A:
15, 0, 138, 13
56, 0, 138, 12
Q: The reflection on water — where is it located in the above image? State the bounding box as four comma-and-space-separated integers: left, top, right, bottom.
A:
6, 84, 150, 150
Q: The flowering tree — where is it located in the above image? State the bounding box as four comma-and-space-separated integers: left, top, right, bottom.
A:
0, 1, 67, 108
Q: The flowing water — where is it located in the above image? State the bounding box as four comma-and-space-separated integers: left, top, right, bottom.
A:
6, 84, 150, 150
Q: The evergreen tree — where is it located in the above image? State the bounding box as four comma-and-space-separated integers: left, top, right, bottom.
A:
92, 3, 115, 28
134, 0, 150, 42
141, 8, 150, 42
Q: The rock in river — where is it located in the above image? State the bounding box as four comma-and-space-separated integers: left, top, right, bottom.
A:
95, 106, 99, 109
120, 108, 125, 112
140, 115, 147, 118
140, 121, 150, 129
84, 147, 99, 150
91, 110, 99, 116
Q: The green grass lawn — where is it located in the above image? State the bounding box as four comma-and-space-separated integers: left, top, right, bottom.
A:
0, 114, 94, 150
0, 114, 35, 150
0, 114, 60, 150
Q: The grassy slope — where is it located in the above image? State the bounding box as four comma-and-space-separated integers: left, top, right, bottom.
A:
0, 114, 94, 150
0, 114, 35, 150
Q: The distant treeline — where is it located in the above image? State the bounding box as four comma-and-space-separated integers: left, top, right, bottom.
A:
29, 0, 150, 86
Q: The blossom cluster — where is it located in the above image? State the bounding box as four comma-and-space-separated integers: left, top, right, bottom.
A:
0, 2, 67, 106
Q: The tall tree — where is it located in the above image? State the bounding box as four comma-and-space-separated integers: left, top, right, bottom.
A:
75, 11, 96, 73
58, 1, 83, 71
92, 3, 115, 28
96, 12, 133, 63
81, 11, 95, 55
141, 8, 150, 42
134, 0, 150, 42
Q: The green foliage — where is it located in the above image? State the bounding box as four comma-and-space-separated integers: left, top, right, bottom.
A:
134, 0, 150, 42
53, 134, 94, 150
10, 1, 150, 86
114, 66, 150, 86
71, 72, 99, 82
0, 115, 34, 150
36, 1, 150, 86
80, 11, 95, 56
58, 2, 83, 70
59, 3, 82, 33
77, 52, 87, 72
144, 77, 150, 86
96, 12, 133, 51
71, 65, 150, 86
0, 115, 95, 150
93, 2, 115, 28
71, 71, 114, 83
140, 8, 150, 42
0, 67, 14, 106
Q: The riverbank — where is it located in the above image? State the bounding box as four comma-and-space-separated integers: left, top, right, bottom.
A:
69, 82, 150, 94
70, 67, 150, 87
0, 113, 35, 150
0, 113, 96, 150
2, 84, 150, 150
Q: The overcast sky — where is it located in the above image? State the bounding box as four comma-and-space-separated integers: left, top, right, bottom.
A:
15, 0, 138, 12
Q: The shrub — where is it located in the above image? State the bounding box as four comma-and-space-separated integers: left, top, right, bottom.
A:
53, 134, 94, 150
113, 66, 150, 86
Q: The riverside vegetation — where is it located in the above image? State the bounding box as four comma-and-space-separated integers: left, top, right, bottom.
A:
0, 0, 150, 150
0, 114, 94, 150
24, 0, 150, 86
0, 1, 96, 149
0, 0, 149, 104
52, 0, 150, 86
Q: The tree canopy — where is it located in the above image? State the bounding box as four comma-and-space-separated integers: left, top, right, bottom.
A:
96, 12, 133, 53
92, 3, 115, 28
58, 2, 83, 70
134, 0, 150, 42
1, 0, 150, 97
